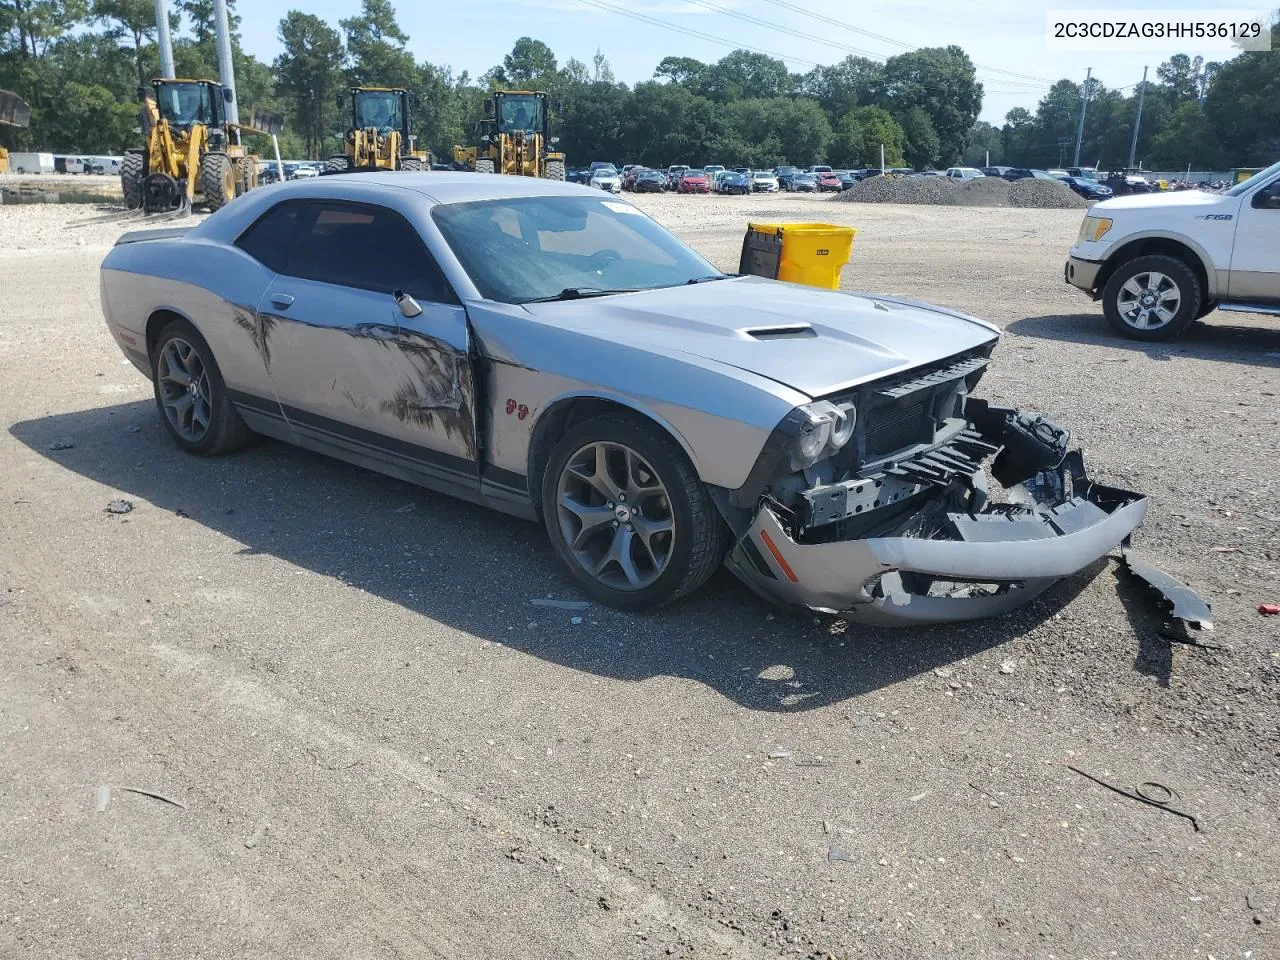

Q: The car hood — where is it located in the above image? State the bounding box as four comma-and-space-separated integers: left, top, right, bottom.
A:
522, 276, 999, 398
1093, 189, 1223, 211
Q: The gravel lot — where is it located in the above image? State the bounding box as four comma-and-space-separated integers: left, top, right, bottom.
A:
2, 192, 1278, 959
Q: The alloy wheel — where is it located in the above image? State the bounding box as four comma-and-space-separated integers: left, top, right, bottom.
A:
1116, 271, 1181, 330
157, 337, 212, 442
556, 441, 675, 591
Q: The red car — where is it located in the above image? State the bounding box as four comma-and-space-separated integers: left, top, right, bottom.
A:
676, 171, 710, 194
816, 172, 842, 192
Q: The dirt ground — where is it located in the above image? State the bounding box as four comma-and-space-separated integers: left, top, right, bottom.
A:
2, 192, 1278, 960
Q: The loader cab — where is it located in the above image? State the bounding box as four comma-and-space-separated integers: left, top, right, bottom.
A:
486, 91, 556, 139
348, 87, 411, 143
152, 79, 227, 131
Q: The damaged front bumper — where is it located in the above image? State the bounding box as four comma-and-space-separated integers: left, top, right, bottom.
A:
726, 407, 1149, 625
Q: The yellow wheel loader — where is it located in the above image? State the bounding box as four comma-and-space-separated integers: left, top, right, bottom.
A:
327, 87, 430, 173
455, 90, 565, 180
0, 89, 32, 174
120, 78, 272, 215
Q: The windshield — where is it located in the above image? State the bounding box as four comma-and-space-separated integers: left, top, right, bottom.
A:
1226, 160, 1280, 197
593, 166, 617, 176
156, 82, 211, 127
753, 171, 773, 179
432, 196, 721, 304
354, 90, 403, 133
497, 94, 544, 134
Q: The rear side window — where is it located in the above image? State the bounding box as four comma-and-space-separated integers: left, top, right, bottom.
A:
285, 201, 451, 303
235, 200, 305, 273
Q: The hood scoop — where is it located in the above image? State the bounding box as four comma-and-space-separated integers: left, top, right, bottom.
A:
745, 324, 817, 340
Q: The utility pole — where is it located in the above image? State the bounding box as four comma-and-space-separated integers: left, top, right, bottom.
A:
213, 0, 239, 126
1072, 66, 1091, 167
153, 0, 175, 79
1127, 65, 1148, 170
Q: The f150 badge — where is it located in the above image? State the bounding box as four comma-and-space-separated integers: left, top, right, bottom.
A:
1195, 213, 1234, 221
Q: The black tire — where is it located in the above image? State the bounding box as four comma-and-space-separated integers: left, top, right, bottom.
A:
325, 154, 351, 173
199, 152, 235, 211
540, 414, 726, 611
151, 319, 253, 456
545, 159, 565, 181
1102, 254, 1201, 341
121, 152, 144, 210
400, 156, 424, 172
475, 158, 495, 175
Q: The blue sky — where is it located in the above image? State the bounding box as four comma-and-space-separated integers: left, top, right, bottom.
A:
233, 0, 1258, 123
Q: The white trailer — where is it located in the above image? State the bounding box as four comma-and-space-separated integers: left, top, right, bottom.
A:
7, 152, 55, 174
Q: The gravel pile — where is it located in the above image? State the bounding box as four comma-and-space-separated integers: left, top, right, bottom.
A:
836, 173, 1089, 209
1008, 177, 1090, 208
834, 175, 957, 205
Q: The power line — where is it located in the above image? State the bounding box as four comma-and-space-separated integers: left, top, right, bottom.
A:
757, 0, 1056, 84
571, 0, 824, 69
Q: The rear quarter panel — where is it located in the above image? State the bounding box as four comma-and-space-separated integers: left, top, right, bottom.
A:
100, 237, 277, 397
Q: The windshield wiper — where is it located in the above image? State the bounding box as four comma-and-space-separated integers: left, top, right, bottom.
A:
686, 274, 733, 284
522, 287, 638, 303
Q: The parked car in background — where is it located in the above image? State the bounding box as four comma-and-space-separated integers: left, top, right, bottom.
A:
945, 167, 986, 181
622, 166, 646, 190
816, 171, 842, 192
751, 170, 779, 192
835, 170, 860, 190
633, 169, 667, 193
666, 165, 690, 189
8, 152, 55, 174
1056, 175, 1113, 200
703, 164, 725, 177
786, 172, 818, 192
774, 165, 800, 190
677, 170, 710, 194
719, 171, 751, 195
589, 164, 622, 193
1066, 167, 1099, 180
981, 166, 1012, 178
887, 167, 915, 176
808, 165, 834, 176
732, 167, 751, 175
1066, 159, 1280, 340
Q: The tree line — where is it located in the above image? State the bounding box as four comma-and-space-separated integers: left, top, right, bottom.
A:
2, 0, 1276, 171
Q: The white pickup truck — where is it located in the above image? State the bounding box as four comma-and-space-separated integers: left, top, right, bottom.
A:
1065, 159, 1280, 340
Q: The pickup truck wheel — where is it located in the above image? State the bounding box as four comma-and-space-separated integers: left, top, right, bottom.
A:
1102, 254, 1201, 341
542, 415, 725, 610
152, 319, 252, 455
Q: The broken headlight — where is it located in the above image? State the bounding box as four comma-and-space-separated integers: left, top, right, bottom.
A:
788, 400, 857, 470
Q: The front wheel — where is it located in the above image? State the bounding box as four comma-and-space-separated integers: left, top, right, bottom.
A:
475, 158, 495, 175
1101, 254, 1202, 341
199, 152, 235, 211
151, 319, 253, 455
541, 415, 725, 610
544, 159, 565, 181
400, 156, 424, 172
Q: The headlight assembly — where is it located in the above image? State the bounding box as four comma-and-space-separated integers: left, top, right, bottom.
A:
788, 400, 857, 470
1077, 216, 1112, 243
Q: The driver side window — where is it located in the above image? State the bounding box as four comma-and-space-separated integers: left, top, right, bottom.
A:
1253, 180, 1280, 210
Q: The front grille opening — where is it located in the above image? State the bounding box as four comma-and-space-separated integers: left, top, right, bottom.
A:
863, 398, 931, 457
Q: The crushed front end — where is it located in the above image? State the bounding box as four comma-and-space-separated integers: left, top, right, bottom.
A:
719, 347, 1148, 625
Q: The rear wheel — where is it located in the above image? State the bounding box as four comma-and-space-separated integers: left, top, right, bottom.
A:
400, 156, 424, 172
121, 151, 144, 209
541, 415, 726, 610
151, 319, 252, 455
1102, 254, 1201, 341
325, 154, 351, 174
199, 152, 236, 211
475, 158, 495, 175
545, 159, 565, 181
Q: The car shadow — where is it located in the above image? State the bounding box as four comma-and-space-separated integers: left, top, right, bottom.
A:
12, 401, 1107, 713
1009, 312, 1280, 367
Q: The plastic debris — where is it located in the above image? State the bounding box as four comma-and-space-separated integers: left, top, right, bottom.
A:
827, 845, 855, 864
1121, 543, 1213, 630
105, 499, 133, 515
999, 660, 1016, 674
570, 616, 583, 625
1259, 604, 1280, 616
95, 784, 111, 812
530, 598, 590, 610
768, 750, 792, 760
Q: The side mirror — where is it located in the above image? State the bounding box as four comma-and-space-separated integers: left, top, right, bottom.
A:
223, 87, 234, 103
394, 290, 422, 319
335, 93, 345, 109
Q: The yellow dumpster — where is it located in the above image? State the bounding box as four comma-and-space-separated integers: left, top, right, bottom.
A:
737, 222, 857, 290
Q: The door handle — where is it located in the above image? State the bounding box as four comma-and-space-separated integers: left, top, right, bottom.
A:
269, 293, 295, 309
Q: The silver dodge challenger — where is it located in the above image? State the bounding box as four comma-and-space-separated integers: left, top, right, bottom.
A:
99, 173, 1148, 624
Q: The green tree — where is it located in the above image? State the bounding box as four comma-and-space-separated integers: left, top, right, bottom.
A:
653, 55, 704, 86
341, 0, 415, 89
852, 106, 904, 166
57, 79, 136, 149
827, 111, 864, 168
499, 36, 556, 88
880, 46, 980, 163
1204, 23, 1280, 165
698, 50, 791, 101
800, 55, 881, 121
899, 106, 939, 169
1149, 101, 1225, 169
273, 10, 344, 158
92, 0, 155, 86
962, 120, 1002, 166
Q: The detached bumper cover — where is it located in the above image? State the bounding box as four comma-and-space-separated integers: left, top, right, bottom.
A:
729, 460, 1148, 626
